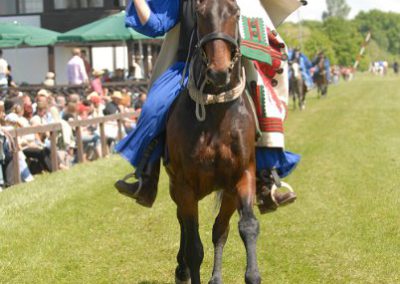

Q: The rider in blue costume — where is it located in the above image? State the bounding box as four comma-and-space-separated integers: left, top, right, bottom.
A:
115, 0, 300, 212
289, 48, 314, 90
312, 51, 331, 82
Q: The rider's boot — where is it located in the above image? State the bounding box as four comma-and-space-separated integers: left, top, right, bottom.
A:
256, 168, 297, 214
114, 160, 160, 208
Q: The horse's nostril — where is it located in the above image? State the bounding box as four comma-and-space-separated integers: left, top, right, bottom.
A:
206, 69, 229, 86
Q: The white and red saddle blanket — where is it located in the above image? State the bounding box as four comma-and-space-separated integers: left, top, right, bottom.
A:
237, 0, 301, 148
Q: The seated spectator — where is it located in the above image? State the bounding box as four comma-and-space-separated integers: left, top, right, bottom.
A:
87, 92, 104, 118
23, 103, 33, 121
3, 99, 34, 183
26, 101, 53, 173
134, 92, 147, 111
68, 93, 81, 104
0, 129, 21, 188
103, 91, 124, 145
32, 89, 51, 113
102, 69, 112, 83
112, 68, 125, 82
49, 106, 75, 169
121, 91, 137, 133
103, 91, 122, 115
62, 101, 78, 122
78, 103, 101, 161
56, 95, 66, 116
31, 100, 53, 126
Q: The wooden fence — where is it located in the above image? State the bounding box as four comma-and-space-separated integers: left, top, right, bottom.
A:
7, 112, 138, 185
9, 81, 149, 99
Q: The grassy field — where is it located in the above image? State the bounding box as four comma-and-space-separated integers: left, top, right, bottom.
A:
1, 74, 400, 283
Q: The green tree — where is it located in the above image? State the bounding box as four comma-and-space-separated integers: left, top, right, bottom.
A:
322, 0, 351, 20
303, 29, 336, 64
322, 17, 362, 66
355, 10, 400, 54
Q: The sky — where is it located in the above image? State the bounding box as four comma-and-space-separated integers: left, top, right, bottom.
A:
287, 0, 400, 22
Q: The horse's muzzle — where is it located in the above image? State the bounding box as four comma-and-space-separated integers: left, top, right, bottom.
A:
206, 68, 231, 88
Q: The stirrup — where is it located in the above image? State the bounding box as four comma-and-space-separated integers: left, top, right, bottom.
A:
270, 181, 295, 207
121, 172, 136, 182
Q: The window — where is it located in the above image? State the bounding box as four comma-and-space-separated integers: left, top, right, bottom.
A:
54, 0, 104, 9
0, 0, 17, 15
19, 0, 44, 14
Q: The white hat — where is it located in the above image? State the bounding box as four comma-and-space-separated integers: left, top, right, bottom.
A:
46, 72, 55, 79
37, 89, 50, 97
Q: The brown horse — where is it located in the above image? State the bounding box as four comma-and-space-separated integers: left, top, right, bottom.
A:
314, 56, 328, 97
166, 0, 260, 283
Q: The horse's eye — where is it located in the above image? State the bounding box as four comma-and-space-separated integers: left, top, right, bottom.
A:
196, 0, 206, 6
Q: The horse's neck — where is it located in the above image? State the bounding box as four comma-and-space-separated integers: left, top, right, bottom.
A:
292, 63, 301, 79
318, 58, 325, 68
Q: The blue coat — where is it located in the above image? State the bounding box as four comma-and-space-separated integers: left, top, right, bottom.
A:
125, 0, 180, 37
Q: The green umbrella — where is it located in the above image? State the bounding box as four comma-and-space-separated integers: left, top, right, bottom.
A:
58, 11, 155, 43
0, 21, 60, 48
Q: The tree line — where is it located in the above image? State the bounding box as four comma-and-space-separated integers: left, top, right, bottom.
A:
279, 9, 400, 71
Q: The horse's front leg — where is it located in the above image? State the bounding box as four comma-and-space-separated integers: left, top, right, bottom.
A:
291, 90, 296, 110
209, 192, 237, 284
237, 169, 261, 284
176, 190, 203, 284
299, 82, 305, 110
175, 212, 191, 284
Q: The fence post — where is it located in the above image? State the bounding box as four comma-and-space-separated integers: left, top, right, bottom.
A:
12, 136, 21, 185
117, 119, 123, 140
75, 126, 84, 163
50, 130, 58, 172
99, 122, 108, 158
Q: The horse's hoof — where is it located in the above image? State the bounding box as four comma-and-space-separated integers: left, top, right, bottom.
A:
175, 276, 191, 284
245, 273, 261, 284
209, 276, 222, 284
175, 266, 191, 284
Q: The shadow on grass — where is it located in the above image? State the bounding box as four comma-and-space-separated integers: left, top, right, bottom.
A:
138, 281, 174, 284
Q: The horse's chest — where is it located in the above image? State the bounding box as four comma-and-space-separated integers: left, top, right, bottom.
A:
191, 131, 242, 171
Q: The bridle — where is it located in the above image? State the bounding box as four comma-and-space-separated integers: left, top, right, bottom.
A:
190, 7, 242, 89
196, 28, 242, 78
184, 5, 246, 122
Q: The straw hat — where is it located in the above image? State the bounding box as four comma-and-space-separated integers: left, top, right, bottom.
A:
92, 69, 104, 77
37, 89, 50, 97
87, 91, 99, 99
87, 92, 101, 104
111, 91, 123, 100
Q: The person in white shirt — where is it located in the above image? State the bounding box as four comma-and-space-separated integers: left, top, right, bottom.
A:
67, 48, 89, 85
0, 49, 9, 91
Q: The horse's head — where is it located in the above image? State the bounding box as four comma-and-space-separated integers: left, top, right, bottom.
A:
195, 0, 241, 89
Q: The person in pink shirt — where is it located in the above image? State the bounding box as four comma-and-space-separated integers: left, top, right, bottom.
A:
67, 48, 89, 85
90, 69, 105, 97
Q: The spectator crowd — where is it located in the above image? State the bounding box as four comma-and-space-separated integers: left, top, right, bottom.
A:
0, 48, 147, 191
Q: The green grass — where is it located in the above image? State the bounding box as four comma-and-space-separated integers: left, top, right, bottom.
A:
1, 74, 400, 283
